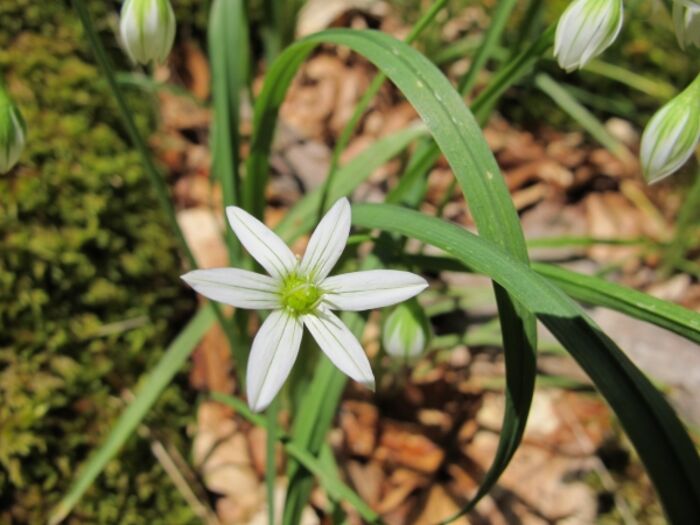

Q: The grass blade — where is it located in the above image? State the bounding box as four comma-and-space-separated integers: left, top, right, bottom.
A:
457, 0, 517, 96
534, 73, 633, 161
352, 202, 700, 523
532, 262, 700, 344
207, 0, 251, 382
584, 60, 676, 100
404, 253, 700, 347
208, 0, 250, 262
49, 308, 216, 525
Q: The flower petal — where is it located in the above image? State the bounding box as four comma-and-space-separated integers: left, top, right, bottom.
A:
302, 308, 374, 390
181, 268, 281, 309
246, 310, 303, 412
299, 198, 351, 282
226, 206, 297, 279
322, 270, 428, 311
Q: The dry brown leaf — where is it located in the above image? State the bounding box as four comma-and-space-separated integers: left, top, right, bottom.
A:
177, 207, 228, 268
376, 421, 444, 473
347, 460, 385, 507
340, 400, 378, 457
414, 485, 468, 525
190, 322, 234, 394
182, 41, 211, 101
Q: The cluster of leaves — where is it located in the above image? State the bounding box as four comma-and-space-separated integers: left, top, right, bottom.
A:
0, 1, 197, 522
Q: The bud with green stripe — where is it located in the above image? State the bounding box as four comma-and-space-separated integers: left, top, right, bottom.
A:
0, 81, 26, 174
640, 74, 700, 183
119, 0, 176, 65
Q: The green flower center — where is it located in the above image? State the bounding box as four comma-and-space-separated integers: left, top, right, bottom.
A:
280, 273, 323, 315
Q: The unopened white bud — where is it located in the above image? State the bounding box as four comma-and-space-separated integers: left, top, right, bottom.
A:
119, 0, 176, 65
673, 0, 700, 50
554, 0, 624, 72
382, 300, 430, 360
640, 75, 700, 183
0, 84, 26, 174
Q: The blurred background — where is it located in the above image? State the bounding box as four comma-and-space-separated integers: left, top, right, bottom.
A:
1, 0, 698, 523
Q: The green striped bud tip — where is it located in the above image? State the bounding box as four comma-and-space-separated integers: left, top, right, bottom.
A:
382, 299, 430, 360
0, 84, 26, 174
673, 0, 700, 50
640, 75, 700, 184
119, 0, 176, 65
554, 0, 623, 72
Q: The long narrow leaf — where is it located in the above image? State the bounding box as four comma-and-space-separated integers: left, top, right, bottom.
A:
534, 73, 632, 161
352, 202, 700, 523
532, 262, 700, 345
246, 30, 538, 518
208, 0, 249, 262
49, 308, 216, 525
403, 253, 700, 346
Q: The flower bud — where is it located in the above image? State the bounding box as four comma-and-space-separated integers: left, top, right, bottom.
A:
0, 84, 26, 174
554, 0, 624, 72
640, 76, 700, 183
673, 0, 700, 50
119, 0, 176, 65
382, 300, 430, 359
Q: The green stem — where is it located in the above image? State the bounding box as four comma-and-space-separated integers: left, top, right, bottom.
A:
315, 0, 449, 220
473, 24, 555, 124
208, 0, 249, 264
212, 392, 382, 524
664, 168, 700, 274
73, 0, 193, 268
265, 399, 279, 525
72, 0, 245, 379
457, 0, 517, 96
513, 0, 545, 51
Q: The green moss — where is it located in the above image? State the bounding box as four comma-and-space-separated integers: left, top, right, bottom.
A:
0, 1, 197, 522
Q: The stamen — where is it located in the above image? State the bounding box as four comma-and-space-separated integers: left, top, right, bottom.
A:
280, 273, 323, 315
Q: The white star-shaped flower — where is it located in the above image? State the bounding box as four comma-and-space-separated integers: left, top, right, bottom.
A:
182, 198, 428, 412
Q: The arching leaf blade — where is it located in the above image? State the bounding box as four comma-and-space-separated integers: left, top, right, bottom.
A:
352, 202, 700, 523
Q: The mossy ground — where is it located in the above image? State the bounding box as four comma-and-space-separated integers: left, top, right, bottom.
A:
0, 1, 198, 522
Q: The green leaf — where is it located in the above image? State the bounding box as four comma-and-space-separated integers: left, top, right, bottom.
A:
585, 60, 676, 100
403, 253, 700, 347
534, 73, 632, 161
352, 202, 700, 523
457, 0, 517, 96
49, 307, 216, 525
247, 29, 538, 518
208, 0, 249, 258
532, 262, 700, 345
208, 0, 251, 380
